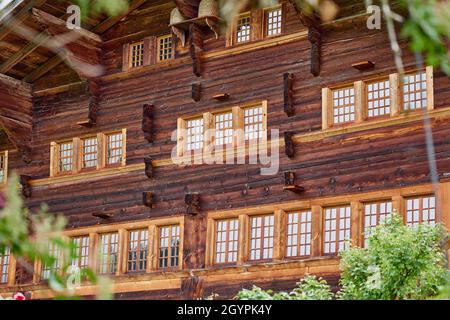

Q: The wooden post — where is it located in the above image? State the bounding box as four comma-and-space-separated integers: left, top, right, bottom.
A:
322, 88, 332, 129
148, 224, 157, 272
350, 202, 362, 247
205, 218, 215, 267
88, 233, 98, 272
426, 66, 434, 111
273, 209, 286, 261
192, 83, 201, 102
283, 73, 294, 117
49, 142, 57, 177
96, 133, 104, 170
389, 73, 401, 116
237, 214, 249, 265
284, 131, 295, 158
354, 81, 367, 123
311, 205, 323, 257
118, 229, 127, 275
392, 195, 404, 220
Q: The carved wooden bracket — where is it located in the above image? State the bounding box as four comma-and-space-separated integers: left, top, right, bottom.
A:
144, 156, 154, 178
189, 23, 204, 77
283, 73, 294, 117
284, 132, 295, 159
185, 193, 200, 215
19, 175, 32, 198
192, 83, 201, 102
78, 80, 99, 127
142, 104, 153, 143
308, 27, 321, 77
143, 192, 154, 208
283, 171, 305, 194
213, 93, 230, 101
352, 60, 375, 71
92, 211, 114, 219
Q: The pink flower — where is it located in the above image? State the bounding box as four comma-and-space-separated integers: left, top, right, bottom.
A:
13, 292, 26, 301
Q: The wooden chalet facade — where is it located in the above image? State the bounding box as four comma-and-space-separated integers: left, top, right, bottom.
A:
0, 0, 449, 299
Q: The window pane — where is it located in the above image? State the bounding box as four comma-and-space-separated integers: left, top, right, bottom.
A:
332, 87, 355, 125
0, 153, 5, 183
186, 118, 204, 151
250, 215, 274, 261
367, 79, 391, 118
99, 233, 119, 275
158, 35, 173, 61
106, 133, 123, 165
41, 242, 62, 280
363, 201, 392, 247
215, 219, 239, 264
82, 137, 98, 169
127, 229, 148, 272
158, 225, 180, 269
130, 42, 144, 68
215, 112, 233, 146
324, 206, 351, 254
244, 106, 264, 141
0, 247, 10, 284
406, 195, 436, 226
236, 14, 251, 43
286, 211, 312, 258
71, 236, 90, 270
266, 8, 282, 36
403, 71, 427, 111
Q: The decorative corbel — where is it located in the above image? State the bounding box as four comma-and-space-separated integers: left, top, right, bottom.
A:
92, 211, 114, 219
189, 23, 204, 77
284, 131, 295, 159
78, 80, 99, 127
142, 104, 153, 143
283, 171, 305, 194
143, 192, 154, 208
284, 73, 294, 117
144, 156, 154, 178
192, 83, 201, 102
19, 175, 32, 198
185, 193, 200, 215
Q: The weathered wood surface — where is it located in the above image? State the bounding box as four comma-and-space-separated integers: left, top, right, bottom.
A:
2, 0, 450, 297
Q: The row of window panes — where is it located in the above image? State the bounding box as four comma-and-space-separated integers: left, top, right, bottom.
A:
213, 195, 436, 264
39, 225, 180, 281
57, 132, 123, 174
0, 195, 437, 285
0, 152, 6, 184
130, 35, 173, 69
236, 7, 283, 44
332, 71, 429, 125
185, 106, 264, 152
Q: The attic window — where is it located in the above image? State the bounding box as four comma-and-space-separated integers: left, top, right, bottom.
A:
265, 6, 282, 36
157, 35, 173, 62
130, 41, 145, 68
236, 13, 251, 44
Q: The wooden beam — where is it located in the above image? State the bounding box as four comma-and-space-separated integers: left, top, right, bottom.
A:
283, 73, 294, 117
0, 0, 47, 42
0, 30, 50, 73
22, 52, 65, 83
174, 0, 200, 20
91, 0, 147, 34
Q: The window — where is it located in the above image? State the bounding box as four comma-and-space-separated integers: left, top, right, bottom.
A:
406, 195, 436, 226
82, 137, 98, 169
286, 211, 312, 258
0, 151, 7, 184
106, 132, 123, 165
332, 87, 355, 125
215, 112, 233, 146
99, 233, 119, 275
130, 41, 145, 68
364, 201, 392, 246
127, 229, 148, 273
0, 248, 10, 284
41, 242, 62, 280
71, 236, 90, 270
215, 219, 239, 264
236, 13, 251, 44
58, 141, 74, 173
249, 215, 274, 261
158, 225, 180, 269
244, 106, 264, 141
157, 35, 173, 62
265, 7, 282, 36
323, 206, 351, 255
367, 79, 391, 118
403, 71, 427, 111
186, 117, 204, 151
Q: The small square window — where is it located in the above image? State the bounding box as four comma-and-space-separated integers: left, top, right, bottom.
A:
367, 79, 391, 118
215, 112, 233, 146
236, 13, 251, 44
157, 35, 173, 62
265, 7, 282, 37
332, 87, 355, 125
403, 71, 427, 111
130, 41, 145, 68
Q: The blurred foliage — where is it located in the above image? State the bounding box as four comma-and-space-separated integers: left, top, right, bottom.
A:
0, 174, 109, 300
338, 214, 449, 300
235, 275, 334, 300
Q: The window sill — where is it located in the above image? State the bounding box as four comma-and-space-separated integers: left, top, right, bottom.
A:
298, 105, 448, 144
